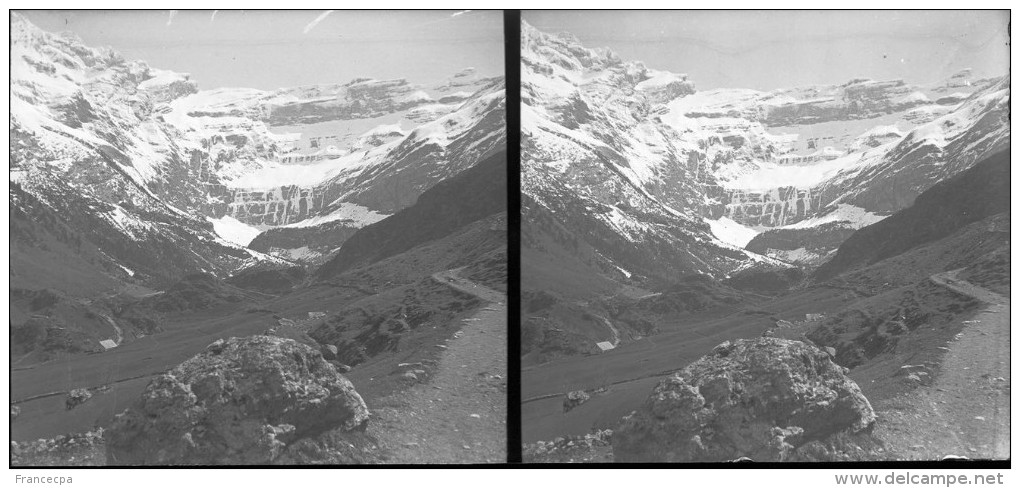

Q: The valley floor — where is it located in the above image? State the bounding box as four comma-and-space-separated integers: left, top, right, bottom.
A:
872, 270, 1010, 460
521, 267, 1011, 463
368, 268, 508, 463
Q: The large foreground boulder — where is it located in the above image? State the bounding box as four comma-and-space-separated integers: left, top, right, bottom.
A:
613, 338, 876, 462
106, 336, 371, 465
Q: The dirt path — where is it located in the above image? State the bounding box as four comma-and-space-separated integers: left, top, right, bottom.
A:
97, 313, 123, 346
874, 269, 1010, 460
368, 267, 507, 463
596, 315, 620, 347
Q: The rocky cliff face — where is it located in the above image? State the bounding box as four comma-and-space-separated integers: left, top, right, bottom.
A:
106, 336, 372, 465
521, 20, 1009, 272
268, 78, 441, 126
210, 74, 505, 229
724, 187, 821, 227
613, 338, 876, 462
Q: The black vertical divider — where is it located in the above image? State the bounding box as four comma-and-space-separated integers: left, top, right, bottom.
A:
503, 9, 523, 464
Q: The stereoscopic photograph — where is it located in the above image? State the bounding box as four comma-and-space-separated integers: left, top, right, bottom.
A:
10, 9, 507, 465
520, 10, 1009, 462
7, 7, 1013, 472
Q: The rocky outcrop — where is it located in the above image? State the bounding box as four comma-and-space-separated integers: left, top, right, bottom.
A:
563, 390, 592, 413
106, 336, 370, 465
612, 338, 876, 462
10, 427, 107, 467
65, 388, 92, 410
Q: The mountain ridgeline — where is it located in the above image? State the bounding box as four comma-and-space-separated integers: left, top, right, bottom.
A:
316, 150, 508, 280
814, 148, 1010, 281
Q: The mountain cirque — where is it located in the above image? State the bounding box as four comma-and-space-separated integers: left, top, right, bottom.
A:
10, 12, 506, 288
521, 21, 1008, 276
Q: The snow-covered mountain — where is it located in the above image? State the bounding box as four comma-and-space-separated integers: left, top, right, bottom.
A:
521, 21, 1009, 278
9, 13, 505, 289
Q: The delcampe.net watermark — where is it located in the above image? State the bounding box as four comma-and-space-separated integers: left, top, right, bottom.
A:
835, 472, 1006, 486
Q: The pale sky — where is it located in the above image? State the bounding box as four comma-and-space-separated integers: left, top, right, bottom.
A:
19, 10, 505, 90
525, 10, 1011, 91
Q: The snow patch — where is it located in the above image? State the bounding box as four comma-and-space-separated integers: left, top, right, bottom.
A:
283, 246, 321, 261
721, 150, 872, 190
281, 202, 389, 229
772, 247, 825, 264
780, 204, 886, 230
208, 215, 262, 247
706, 217, 760, 248
635, 70, 687, 91
138, 69, 190, 90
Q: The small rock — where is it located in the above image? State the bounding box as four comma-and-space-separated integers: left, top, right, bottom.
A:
320, 344, 338, 361
206, 338, 226, 354
65, 388, 93, 410
334, 362, 352, 373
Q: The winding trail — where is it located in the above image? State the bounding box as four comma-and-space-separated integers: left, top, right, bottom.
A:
98, 313, 124, 346
368, 267, 507, 463
596, 315, 621, 347
875, 269, 1010, 460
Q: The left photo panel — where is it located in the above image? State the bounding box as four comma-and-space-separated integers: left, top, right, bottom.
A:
10, 10, 507, 465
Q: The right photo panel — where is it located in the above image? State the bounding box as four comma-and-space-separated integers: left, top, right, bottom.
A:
520, 10, 1010, 463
